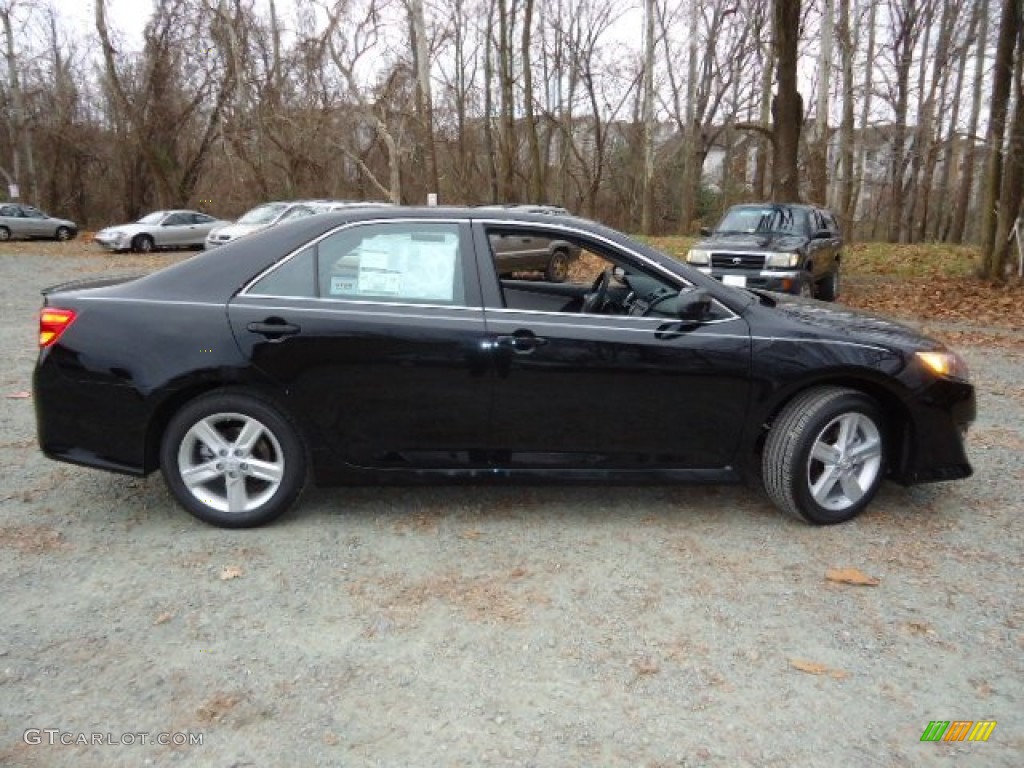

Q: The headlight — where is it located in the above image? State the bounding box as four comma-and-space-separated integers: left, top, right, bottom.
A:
916, 350, 969, 381
765, 252, 800, 268
686, 248, 710, 265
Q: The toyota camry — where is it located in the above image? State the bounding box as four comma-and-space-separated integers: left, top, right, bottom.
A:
33, 207, 975, 528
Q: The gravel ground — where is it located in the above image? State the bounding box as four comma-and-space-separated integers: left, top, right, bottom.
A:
1, 250, 1021, 767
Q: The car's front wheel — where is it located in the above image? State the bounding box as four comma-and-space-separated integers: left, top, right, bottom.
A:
160, 391, 307, 528
55, 226, 73, 242
817, 267, 840, 301
762, 386, 886, 524
0, 226, 10, 242
132, 234, 154, 253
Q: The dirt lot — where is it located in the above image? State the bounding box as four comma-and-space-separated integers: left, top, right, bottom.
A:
1, 247, 1022, 767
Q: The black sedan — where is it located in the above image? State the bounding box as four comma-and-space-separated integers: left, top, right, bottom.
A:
33, 208, 975, 528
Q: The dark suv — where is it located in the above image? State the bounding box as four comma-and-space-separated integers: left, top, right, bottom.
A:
685, 203, 842, 300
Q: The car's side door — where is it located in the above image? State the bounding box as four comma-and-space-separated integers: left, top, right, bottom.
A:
472, 220, 753, 470
158, 213, 190, 247
228, 218, 493, 471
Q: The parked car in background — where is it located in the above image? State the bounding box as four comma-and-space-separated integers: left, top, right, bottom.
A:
206, 200, 394, 249
94, 210, 228, 253
33, 206, 973, 529
313, 199, 395, 212
205, 201, 320, 249
0, 204, 78, 242
686, 203, 843, 300
477, 204, 579, 281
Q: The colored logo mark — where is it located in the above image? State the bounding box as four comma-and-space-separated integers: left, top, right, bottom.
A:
920, 720, 997, 742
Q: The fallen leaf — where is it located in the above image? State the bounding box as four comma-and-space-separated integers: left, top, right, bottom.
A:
460, 529, 482, 540
790, 659, 849, 679
825, 567, 880, 586
219, 565, 244, 580
153, 612, 174, 625
5, 391, 30, 399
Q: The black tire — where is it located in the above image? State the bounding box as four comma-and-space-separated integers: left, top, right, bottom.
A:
817, 267, 840, 302
132, 234, 154, 253
762, 386, 886, 525
0, 226, 10, 242
160, 391, 307, 528
545, 249, 570, 282
55, 226, 73, 242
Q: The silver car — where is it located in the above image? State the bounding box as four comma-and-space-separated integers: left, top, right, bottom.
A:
0, 204, 78, 242
94, 210, 229, 253
204, 201, 322, 249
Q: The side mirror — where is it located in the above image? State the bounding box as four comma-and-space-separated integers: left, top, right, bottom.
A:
677, 289, 712, 321
699, 226, 712, 237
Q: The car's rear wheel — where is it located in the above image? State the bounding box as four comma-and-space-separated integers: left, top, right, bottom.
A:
817, 267, 840, 301
132, 234, 154, 253
545, 249, 571, 282
55, 226, 73, 242
160, 392, 307, 528
762, 386, 886, 524
0, 226, 10, 242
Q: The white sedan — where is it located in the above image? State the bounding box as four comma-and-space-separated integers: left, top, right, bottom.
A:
94, 210, 229, 253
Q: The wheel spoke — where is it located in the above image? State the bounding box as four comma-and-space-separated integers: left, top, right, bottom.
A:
233, 418, 265, 455
836, 415, 856, 453
847, 436, 882, 464
811, 465, 842, 503
245, 458, 283, 484
839, 470, 865, 503
192, 418, 229, 454
225, 474, 249, 513
181, 460, 222, 488
811, 440, 841, 465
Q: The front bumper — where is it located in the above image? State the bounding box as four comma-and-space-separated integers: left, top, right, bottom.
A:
93, 234, 131, 251
696, 267, 809, 295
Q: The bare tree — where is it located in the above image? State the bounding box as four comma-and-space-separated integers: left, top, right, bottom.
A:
772, 0, 802, 201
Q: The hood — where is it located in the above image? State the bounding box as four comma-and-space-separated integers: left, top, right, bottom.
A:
97, 222, 149, 236
758, 291, 941, 352
697, 232, 807, 252
208, 222, 268, 240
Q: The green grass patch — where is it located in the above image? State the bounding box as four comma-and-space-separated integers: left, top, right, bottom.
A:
843, 242, 978, 279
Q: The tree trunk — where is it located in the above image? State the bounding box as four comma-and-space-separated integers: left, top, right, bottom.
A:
950, 0, 988, 243
677, 0, 699, 230
772, 0, 802, 202
979, 0, 1020, 276
807, 0, 833, 205
887, 0, 917, 243
522, 0, 543, 202
991, 15, 1024, 279
640, 0, 656, 234
408, 0, 439, 199
836, 0, 855, 237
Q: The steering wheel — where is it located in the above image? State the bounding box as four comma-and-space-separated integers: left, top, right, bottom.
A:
582, 267, 613, 314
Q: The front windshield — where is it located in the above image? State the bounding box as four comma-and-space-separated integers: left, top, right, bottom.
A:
238, 203, 288, 225
716, 206, 808, 236
137, 211, 167, 224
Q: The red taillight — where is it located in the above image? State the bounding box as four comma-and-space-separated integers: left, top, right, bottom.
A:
39, 308, 76, 348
